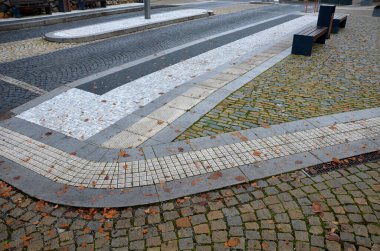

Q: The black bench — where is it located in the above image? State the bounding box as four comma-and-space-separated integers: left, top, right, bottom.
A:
10, 0, 52, 17
77, 0, 106, 10
332, 13, 348, 34
291, 26, 328, 56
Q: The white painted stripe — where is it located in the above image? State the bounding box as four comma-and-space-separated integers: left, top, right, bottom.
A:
0, 74, 47, 95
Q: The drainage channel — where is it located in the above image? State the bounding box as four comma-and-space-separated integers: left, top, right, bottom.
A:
304, 150, 380, 177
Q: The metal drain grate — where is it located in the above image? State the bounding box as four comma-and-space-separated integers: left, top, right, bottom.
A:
304, 150, 380, 176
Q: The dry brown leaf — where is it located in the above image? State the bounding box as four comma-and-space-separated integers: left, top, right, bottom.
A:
312, 201, 323, 214
208, 171, 223, 180
326, 232, 340, 242
235, 176, 246, 182
332, 157, 341, 164
252, 150, 261, 157
224, 237, 240, 247
103, 209, 118, 219
118, 150, 129, 157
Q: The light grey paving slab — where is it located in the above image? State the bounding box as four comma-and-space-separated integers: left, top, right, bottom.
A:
148, 124, 188, 145
152, 141, 193, 158
187, 135, 229, 151
332, 108, 380, 123
250, 124, 288, 138
238, 153, 318, 180
279, 120, 316, 133
139, 145, 156, 159
190, 101, 218, 115
170, 111, 205, 129
306, 115, 341, 128
156, 167, 247, 202
202, 88, 232, 105
84, 147, 110, 162
368, 135, 380, 147
55, 136, 89, 154
86, 125, 125, 145
310, 139, 380, 163
112, 113, 144, 130
75, 143, 103, 159
139, 138, 163, 147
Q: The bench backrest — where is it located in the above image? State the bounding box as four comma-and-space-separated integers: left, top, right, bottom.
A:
10, 0, 48, 5
317, 5, 336, 38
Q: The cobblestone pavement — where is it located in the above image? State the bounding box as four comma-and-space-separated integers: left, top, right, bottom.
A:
0, 161, 379, 250
213, 3, 269, 15
0, 38, 85, 64
177, 13, 380, 140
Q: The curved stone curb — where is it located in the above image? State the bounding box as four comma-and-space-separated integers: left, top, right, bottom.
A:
1, 137, 378, 208
45, 9, 214, 43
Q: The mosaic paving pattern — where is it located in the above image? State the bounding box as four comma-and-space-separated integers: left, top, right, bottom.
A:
0, 117, 379, 188
17, 15, 316, 141
0, 162, 379, 250
177, 15, 380, 140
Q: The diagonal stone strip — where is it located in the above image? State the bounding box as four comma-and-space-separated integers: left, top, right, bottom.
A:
102, 38, 293, 148
0, 74, 47, 95
0, 117, 379, 189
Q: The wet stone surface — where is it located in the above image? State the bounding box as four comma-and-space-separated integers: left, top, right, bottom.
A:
177, 14, 380, 140
0, 161, 379, 250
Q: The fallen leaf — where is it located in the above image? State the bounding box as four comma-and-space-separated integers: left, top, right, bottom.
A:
157, 120, 164, 125
98, 227, 104, 233
208, 171, 223, 180
262, 242, 269, 249
191, 178, 202, 186
332, 157, 341, 164
103, 209, 118, 219
252, 150, 261, 157
60, 223, 70, 229
91, 181, 97, 187
251, 182, 258, 188
326, 232, 340, 242
3, 243, 11, 250
178, 147, 184, 152
224, 237, 240, 247
119, 150, 129, 157
235, 176, 246, 182
295, 160, 303, 165
261, 123, 271, 128
77, 185, 86, 190
312, 201, 323, 214
143, 229, 148, 234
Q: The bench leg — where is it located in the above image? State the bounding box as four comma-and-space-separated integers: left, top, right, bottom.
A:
339, 18, 347, 29
11, 6, 21, 18
45, 6, 52, 14
332, 19, 340, 34
315, 32, 327, 44
291, 35, 313, 56
100, 0, 106, 7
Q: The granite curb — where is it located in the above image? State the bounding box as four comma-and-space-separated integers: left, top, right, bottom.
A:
0, 134, 378, 208
44, 10, 214, 43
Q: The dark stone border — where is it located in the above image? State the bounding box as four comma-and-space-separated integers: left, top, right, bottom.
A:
1, 137, 378, 208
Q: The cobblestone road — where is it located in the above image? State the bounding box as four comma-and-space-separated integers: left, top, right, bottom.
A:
0, 161, 379, 250
177, 14, 380, 140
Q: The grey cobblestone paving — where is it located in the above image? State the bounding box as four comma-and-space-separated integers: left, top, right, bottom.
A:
177, 13, 380, 140
0, 81, 39, 115
0, 161, 379, 250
